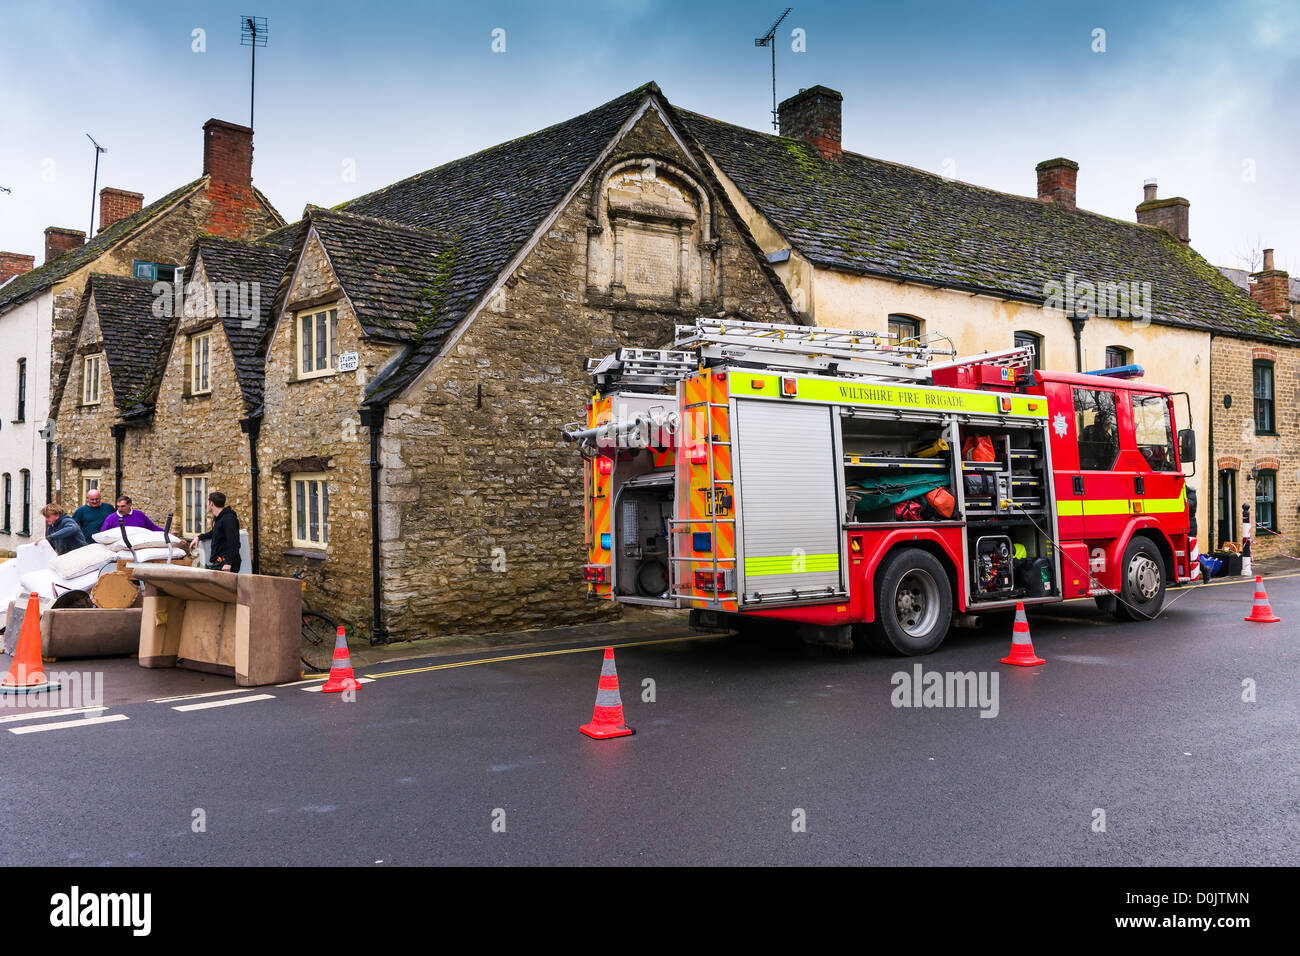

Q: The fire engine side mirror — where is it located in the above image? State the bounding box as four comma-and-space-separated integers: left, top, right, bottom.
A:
1178, 428, 1196, 465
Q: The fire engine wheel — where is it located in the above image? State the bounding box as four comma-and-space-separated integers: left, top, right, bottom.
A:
875, 548, 952, 656
1114, 538, 1167, 621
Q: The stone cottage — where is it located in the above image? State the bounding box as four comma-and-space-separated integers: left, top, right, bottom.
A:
250, 83, 794, 641
2, 118, 282, 545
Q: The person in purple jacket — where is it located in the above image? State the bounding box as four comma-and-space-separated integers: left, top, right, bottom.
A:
98, 495, 163, 534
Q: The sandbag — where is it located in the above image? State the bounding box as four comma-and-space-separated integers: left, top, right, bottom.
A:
93, 526, 175, 551
962, 434, 996, 462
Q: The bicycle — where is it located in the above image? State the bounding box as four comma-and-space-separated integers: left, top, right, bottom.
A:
292, 569, 340, 673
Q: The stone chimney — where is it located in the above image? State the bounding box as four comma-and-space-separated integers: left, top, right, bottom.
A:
1251, 248, 1292, 317
1135, 180, 1190, 244
778, 86, 843, 162
98, 187, 144, 233
1036, 158, 1078, 210
44, 227, 86, 264
202, 118, 257, 238
0, 252, 35, 284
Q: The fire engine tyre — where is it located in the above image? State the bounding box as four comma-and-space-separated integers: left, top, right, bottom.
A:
1113, 537, 1167, 622
875, 548, 953, 656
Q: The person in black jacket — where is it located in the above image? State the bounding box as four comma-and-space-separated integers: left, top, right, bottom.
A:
191, 491, 241, 573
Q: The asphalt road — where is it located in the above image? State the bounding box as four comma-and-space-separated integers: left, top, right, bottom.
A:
1, 572, 1296, 866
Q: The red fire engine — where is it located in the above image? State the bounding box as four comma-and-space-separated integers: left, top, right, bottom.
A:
563, 319, 1198, 654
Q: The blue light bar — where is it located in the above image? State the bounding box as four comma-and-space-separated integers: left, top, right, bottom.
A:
600, 533, 611, 550
1086, 364, 1145, 379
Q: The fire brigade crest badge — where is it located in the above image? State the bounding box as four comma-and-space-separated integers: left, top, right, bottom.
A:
1052, 412, 1068, 437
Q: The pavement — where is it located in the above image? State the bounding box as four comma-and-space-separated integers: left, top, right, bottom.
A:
0, 568, 1296, 866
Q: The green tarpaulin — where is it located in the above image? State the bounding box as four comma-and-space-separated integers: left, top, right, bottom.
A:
849, 473, 950, 516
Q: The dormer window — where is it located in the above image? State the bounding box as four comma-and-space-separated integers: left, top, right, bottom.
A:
296, 307, 337, 380
133, 260, 177, 283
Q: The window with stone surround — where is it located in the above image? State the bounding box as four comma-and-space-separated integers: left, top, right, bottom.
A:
1255, 469, 1277, 535
291, 473, 329, 549
80, 470, 102, 502
1105, 346, 1132, 369
296, 308, 337, 380
888, 315, 922, 348
190, 332, 212, 395
1253, 360, 1275, 434
82, 355, 102, 405
1014, 331, 1042, 372
182, 475, 209, 537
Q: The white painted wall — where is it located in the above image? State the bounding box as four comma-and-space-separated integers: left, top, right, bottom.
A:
0, 290, 53, 551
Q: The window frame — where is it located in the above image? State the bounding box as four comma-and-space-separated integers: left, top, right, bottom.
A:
190, 331, 213, 396
295, 307, 338, 381
1129, 392, 1177, 472
19, 469, 30, 536
1253, 360, 1276, 435
1073, 387, 1120, 472
1255, 469, 1278, 535
80, 470, 102, 503
290, 472, 330, 550
133, 260, 177, 283
887, 314, 921, 348
82, 354, 102, 405
16, 357, 26, 421
1014, 331, 1042, 372
2, 473, 10, 534
1105, 346, 1132, 369
182, 475, 209, 537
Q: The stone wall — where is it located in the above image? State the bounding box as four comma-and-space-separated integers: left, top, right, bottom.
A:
256, 231, 402, 631
52, 298, 118, 509
377, 107, 792, 640
1209, 338, 1300, 557
121, 259, 254, 537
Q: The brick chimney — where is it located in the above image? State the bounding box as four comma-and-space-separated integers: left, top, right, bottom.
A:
44, 227, 86, 264
1251, 248, 1292, 317
0, 252, 35, 284
1135, 180, 1190, 244
98, 187, 144, 233
778, 86, 843, 162
202, 118, 257, 239
1036, 158, 1078, 210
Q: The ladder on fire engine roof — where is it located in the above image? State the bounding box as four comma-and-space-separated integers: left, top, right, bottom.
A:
584, 318, 1037, 389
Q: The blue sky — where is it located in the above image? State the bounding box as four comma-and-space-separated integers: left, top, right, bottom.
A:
1, 0, 1297, 273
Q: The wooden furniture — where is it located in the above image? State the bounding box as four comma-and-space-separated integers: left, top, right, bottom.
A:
132, 565, 301, 686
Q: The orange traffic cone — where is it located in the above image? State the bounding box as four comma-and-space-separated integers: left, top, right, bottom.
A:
321, 626, 360, 693
1, 592, 61, 694
580, 647, 633, 739
1244, 576, 1281, 623
1000, 602, 1045, 667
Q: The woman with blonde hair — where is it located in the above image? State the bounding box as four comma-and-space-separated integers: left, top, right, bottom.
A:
37, 503, 88, 556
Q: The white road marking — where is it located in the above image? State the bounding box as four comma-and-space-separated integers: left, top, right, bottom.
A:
172, 693, 275, 712
277, 677, 327, 687
0, 706, 107, 724
9, 714, 130, 735
151, 688, 258, 704
301, 677, 374, 693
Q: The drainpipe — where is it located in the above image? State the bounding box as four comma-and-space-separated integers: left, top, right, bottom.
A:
1069, 311, 1088, 373
239, 414, 262, 574
1206, 333, 1215, 550
359, 404, 387, 645
111, 423, 126, 498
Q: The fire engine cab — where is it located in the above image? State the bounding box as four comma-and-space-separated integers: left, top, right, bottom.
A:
562, 318, 1198, 655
